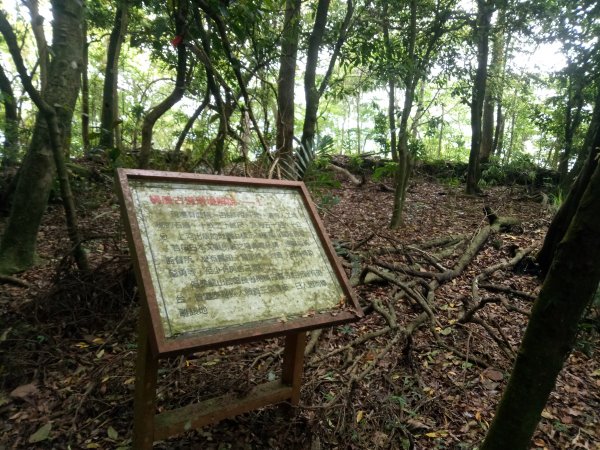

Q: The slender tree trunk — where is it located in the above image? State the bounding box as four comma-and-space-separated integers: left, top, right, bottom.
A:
81, 20, 91, 154
505, 104, 516, 163
493, 106, 505, 157
382, 0, 397, 162
0, 0, 86, 274
492, 24, 508, 157
466, 0, 492, 195
301, 0, 331, 155
23, 0, 48, 93
389, 77, 416, 229
299, 0, 353, 166
481, 146, 600, 450
437, 104, 445, 158
389, 0, 417, 229
198, 0, 270, 157
139, 0, 187, 169
0, 64, 19, 168
537, 88, 600, 277
356, 91, 361, 154
410, 80, 426, 140
275, 0, 301, 174
173, 90, 209, 155
558, 68, 584, 192
192, 13, 228, 173
480, 88, 494, 163
99, 1, 129, 150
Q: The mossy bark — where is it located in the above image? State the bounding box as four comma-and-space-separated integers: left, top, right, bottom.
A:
0, 0, 83, 274
481, 157, 600, 450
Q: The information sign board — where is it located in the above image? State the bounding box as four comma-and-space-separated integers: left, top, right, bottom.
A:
116, 169, 361, 356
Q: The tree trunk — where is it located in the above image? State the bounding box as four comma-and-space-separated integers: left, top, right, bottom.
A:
491, 25, 508, 157
138, 0, 187, 169
173, 90, 209, 155
537, 88, 600, 277
301, 0, 331, 155
23, 0, 48, 93
99, 0, 129, 150
389, 0, 417, 229
466, 0, 492, 195
437, 104, 445, 158
389, 78, 415, 229
0, 63, 18, 168
192, 13, 228, 173
481, 142, 600, 450
558, 67, 584, 192
0, 0, 85, 274
480, 88, 494, 163
505, 102, 516, 163
81, 19, 91, 154
275, 0, 301, 172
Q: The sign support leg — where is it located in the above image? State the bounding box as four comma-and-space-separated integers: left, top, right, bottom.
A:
133, 311, 158, 450
281, 332, 306, 406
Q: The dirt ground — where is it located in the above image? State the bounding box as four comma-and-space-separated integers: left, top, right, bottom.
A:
1, 170, 599, 449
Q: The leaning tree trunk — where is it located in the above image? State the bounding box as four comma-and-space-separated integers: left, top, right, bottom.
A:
99, 0, 129, 150
537, 87, 600, 277
466, 0, 492, 195
481, 139, 600, 450
0, 0, 85, 274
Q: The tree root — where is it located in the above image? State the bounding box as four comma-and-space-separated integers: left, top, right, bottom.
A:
0, 274, 30, 288
304, 206, 536, 412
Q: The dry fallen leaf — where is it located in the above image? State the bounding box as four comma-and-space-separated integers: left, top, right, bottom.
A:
356, 410, 364, 423
10, 383, 38, 399
481, 368, 504, 382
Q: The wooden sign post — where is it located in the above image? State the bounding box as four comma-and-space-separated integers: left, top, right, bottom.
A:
115, 169, 362, 448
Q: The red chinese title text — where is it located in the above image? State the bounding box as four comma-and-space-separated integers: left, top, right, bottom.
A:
149, 194, 237, 206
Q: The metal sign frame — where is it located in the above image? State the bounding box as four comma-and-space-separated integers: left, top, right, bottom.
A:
116, 169, 363, 447
116, 169, 362, 357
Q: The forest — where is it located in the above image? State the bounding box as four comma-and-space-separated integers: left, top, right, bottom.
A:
0, 0, 599, 448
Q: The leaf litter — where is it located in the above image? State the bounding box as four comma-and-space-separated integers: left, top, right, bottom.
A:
0, 168, 598, 449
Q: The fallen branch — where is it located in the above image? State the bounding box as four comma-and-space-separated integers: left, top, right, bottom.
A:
0, 274, 30, 288
479, 282, 536, 301
305, 329, 323, 356
328, 163, 362, 186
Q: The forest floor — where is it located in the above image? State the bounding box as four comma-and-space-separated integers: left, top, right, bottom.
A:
0, 165, 599, 450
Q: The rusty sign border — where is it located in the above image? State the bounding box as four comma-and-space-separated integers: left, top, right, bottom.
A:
116, 168, 362, 357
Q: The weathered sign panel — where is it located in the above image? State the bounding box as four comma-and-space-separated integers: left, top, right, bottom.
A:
116, 169, 361, 356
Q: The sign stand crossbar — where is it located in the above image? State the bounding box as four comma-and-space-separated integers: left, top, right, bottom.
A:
132, 308, 306, 449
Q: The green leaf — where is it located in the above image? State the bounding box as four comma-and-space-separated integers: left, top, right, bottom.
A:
29, 423, 52, 443
107, 426, 119, 440
439, 327, 453, 336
